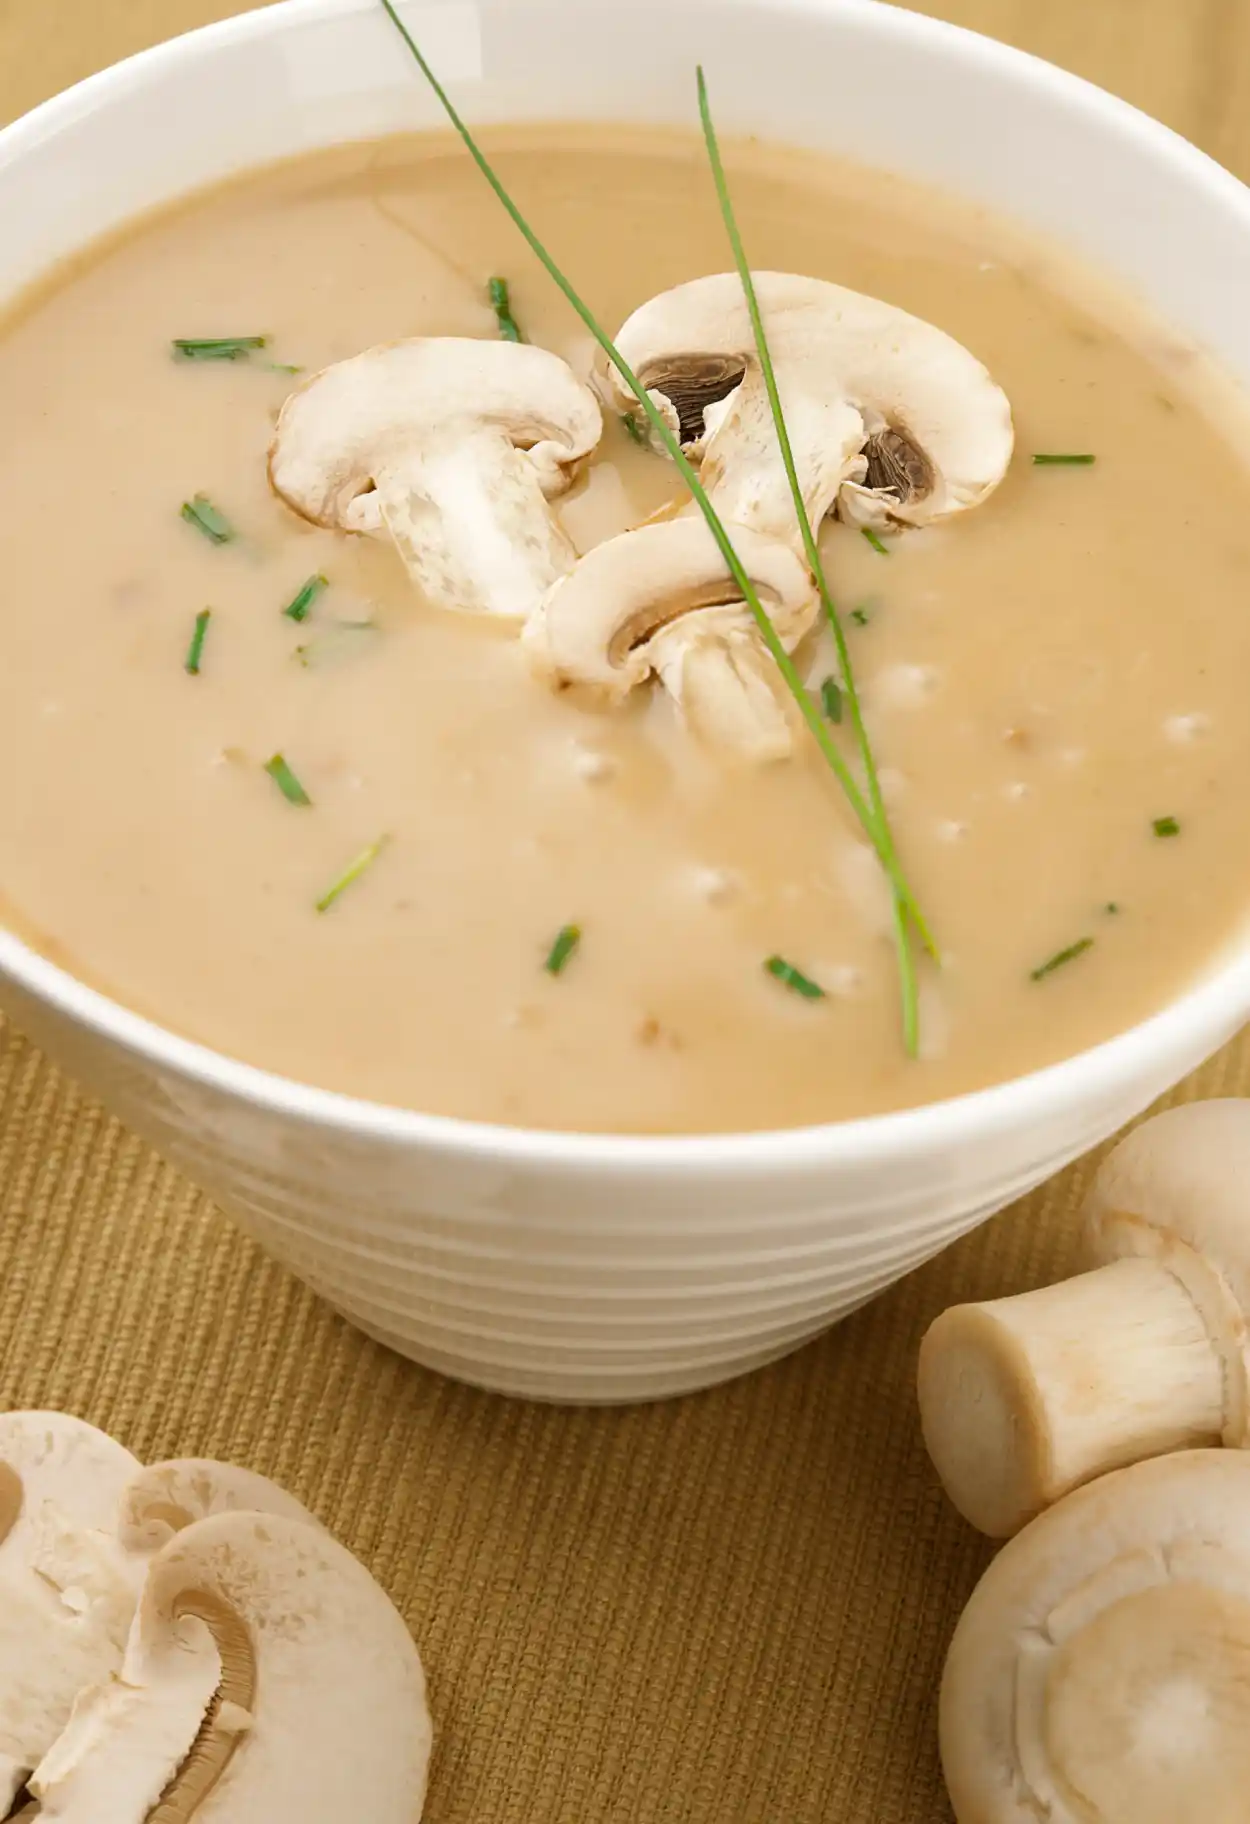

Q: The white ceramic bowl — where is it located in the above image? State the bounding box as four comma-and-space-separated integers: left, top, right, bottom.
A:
2, 0, 1249, 1403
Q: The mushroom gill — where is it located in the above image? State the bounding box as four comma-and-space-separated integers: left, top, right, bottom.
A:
146, 1590, 257, 1822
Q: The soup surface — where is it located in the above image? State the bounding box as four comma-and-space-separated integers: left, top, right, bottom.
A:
1, 126, 1249, 1133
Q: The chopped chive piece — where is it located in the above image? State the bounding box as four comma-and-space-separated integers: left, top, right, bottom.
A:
184, 608, 211, 676
180, 494, 236, 544
1030, 936, 1094, 981
621, 412, 648, 446
861, 527, 890, 555
1104, 901, 1120, 915
315, 835, 390, 913
488, 276, 523, 342
282, 573, 328, 623
850, 607, 870, 627
1032, 453, 1096, 466
1152, 815, 1181, 838
264, 753, 312, 807
820, 675, 843, 724
765, 955, 826, 1000
544, 923, 582, 976
172, 335, 268, 362
267, 362, 303, 375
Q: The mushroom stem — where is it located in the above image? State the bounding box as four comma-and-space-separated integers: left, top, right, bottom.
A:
919, 1256, 1229, 1538
372, 426, 579, 620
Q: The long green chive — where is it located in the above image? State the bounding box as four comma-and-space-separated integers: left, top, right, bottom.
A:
376, 2, 934, 1057
172, 335, 268, 362
181, 495, 235, 545
488, 275, 524, 342
765, 955, 826, 1000
315, 836, 390, 913
264, 753, 312, 807
544, 923, 582, 975
1031, 936, 1094, 981
294, 620, 378, 668
861, 526, 890, 555
184, 608, 211, 675
1032, 452, 1096, 466
695, 64, 929, 1056
282, 573, 328, 623
820, 676, 843, 724
1152, 815, 1181, 838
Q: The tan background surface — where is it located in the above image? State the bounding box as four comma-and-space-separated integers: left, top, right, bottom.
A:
0, 2, 1246, 1817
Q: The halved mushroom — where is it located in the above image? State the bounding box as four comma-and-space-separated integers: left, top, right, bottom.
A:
605, 272, 1013, 541
919, 1100, 1250, 1537
524, 515, 819, 760
941, 1450, 1250, 1824
268, 337, 602, 620
0, 1413, 141, 1812
116, 1459, 320, 1557
27, 1510, 431, 1822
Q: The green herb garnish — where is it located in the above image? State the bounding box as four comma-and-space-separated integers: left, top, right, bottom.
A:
861, 526, 890, 555
1152, 815, 1181, 838
1104, 901, 1120, 915
1032, 453, 1096, 466
376, 4, 934, 1059
173, 335, 268, 362
294, 620, 378, 668
488, 276, 523, 342
264, 753, 312, 807
1031, 936, 1094, 981
315, 836, 390, 913
621, 412, 649, 446
765, 955, 826, 1000
282, 573, 328, 623
850, 607, 870, 627
544, 923, 582, 976
180, 495, 236, 545
184, 608, 211, 676
820, 676, 843, 724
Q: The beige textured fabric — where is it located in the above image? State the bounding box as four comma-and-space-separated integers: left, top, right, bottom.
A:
2, 4, 1248, 1817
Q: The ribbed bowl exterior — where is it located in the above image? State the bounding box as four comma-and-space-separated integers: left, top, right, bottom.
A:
4, 0, 1250, 1400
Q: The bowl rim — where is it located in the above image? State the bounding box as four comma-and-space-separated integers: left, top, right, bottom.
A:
2, 0, 1250, 1170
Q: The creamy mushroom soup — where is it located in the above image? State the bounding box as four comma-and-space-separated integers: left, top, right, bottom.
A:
2, 126, 1249, 1133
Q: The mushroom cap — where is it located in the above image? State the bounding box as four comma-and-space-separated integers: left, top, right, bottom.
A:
940, 1450, 1250, 1824
1084, 1100, 1250, 1445
268, 336, 602, 531
30, 1510, 432, 1823
524, 514, 818, 701
117, 1458, 321, 1556
606, 271, 1014, 529
0, 1413, 142, 1808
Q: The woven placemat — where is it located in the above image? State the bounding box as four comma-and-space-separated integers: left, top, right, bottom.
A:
3, 6, 1247, 1818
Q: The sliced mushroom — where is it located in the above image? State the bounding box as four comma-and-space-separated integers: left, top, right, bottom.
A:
268, 337, 602, 620
117, 1459, 320, 1557
919, 1100, 1250, 1537
28, 1510, 431, 1822
0, 1413, 141, 1811
524, 515, 819, 760
606, 271, 1013, 541
941, 1450, 1250, 1824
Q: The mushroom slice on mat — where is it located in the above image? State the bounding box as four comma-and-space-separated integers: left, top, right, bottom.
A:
27, 1510, 432, 1823
941, 1450, 1250, 1824
919, 1099, 1250, 1537
606, 271, 1013, 543
0, 1412, 142, 1811
117, 1459, 321, 1556
524, 515, 819, 761
268, 337, 602, 620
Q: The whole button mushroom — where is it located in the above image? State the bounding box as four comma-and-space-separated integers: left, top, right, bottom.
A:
0, 1412, 141, 1811
940, 1450, 1250, 1824
605, 271, 1014, 545
268, 337, 603, 620
524, 514, 819, 760
918, 1100, 1250, 1538
26, 1510, 431, 1822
